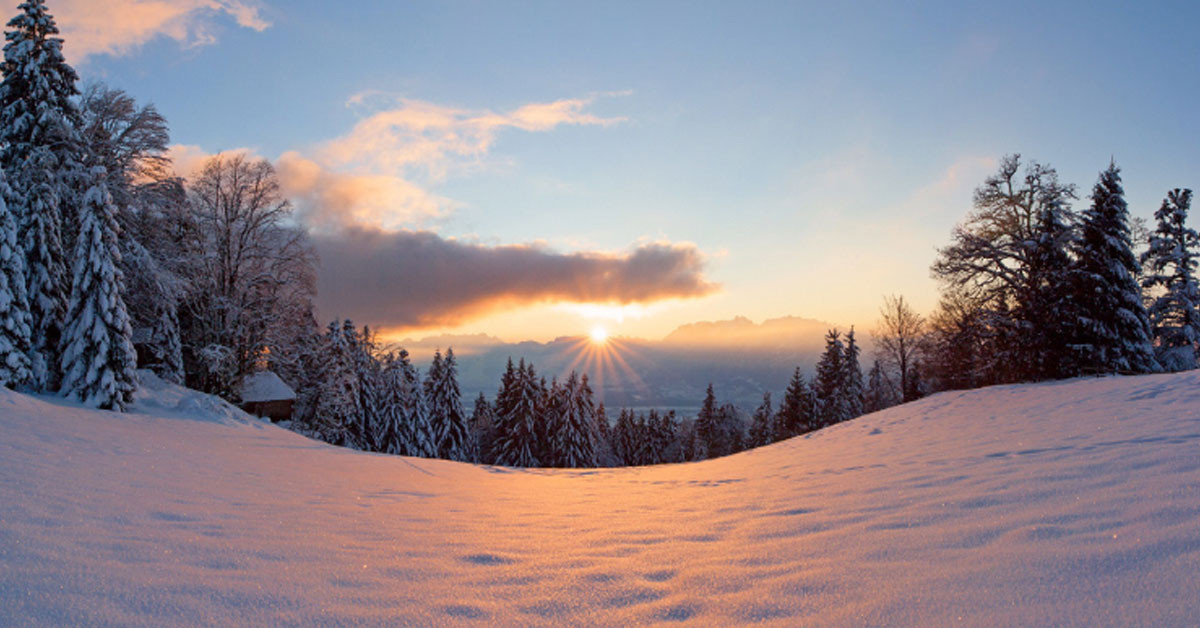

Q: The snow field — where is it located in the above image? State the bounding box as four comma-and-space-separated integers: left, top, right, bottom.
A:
1, 372, 1199, 626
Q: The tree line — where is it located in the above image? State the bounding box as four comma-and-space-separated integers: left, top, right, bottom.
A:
0, 1, 317, 411
918, 155, 1195, 391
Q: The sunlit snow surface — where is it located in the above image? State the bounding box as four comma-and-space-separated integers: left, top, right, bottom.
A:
2, 372, 1199, 626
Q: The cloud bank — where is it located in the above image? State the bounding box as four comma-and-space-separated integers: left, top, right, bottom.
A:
167, 93, 716, 329
56, 0, 269, 62
313, 228, 717, 329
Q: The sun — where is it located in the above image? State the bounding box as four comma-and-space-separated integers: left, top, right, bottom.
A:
589, 325, 609, 345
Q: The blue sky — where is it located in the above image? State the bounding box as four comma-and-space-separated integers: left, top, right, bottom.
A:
62, 0, 1200, 342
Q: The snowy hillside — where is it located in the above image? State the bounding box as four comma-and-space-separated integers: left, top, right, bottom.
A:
2, 372, 1199, 626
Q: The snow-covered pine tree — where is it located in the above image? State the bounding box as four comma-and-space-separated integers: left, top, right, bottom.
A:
1141, 189, 1200, 371
0, 170, 31, 388
58, 168, 136, 410
813, 329, 847, 427
1069, 163, 1158, 374
652, 409, 681, 463
399, 349, 436, 457
709, 403, 744, 459
147, 298, 183, 383
426, 348, 469, 461
694, 383, 719, 460
593, 399, 615, 466
491, 359, 540, 467
312, 320, 360, 446
775, 366, 814, 439
1027, 175, 1080, 380
550, 371, 598, 468
468, 392, 493, 464
0, 0, 87, 391
337, 321, 379, 449
375, 353, 407, 455
841, 327, 864, 420
863, 358, 897, 413
748, 391, 774, 448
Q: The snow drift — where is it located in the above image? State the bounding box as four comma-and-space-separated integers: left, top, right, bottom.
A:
1, 372, 1198, 626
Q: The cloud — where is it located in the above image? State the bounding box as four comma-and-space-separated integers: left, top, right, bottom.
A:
312, 227, 717, 329
162, 95, 714, 331
324, 95, 625, 183
275, 151, 451, 232
55, 0, 269, 62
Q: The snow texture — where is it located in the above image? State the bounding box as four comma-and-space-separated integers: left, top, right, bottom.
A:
1, 371, 1199, 626
237, 371, 295, 403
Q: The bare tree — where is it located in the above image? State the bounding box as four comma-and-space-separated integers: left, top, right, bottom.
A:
873, 294, 925, 402
180, 153, 317, 396
931, 154, 1078, 381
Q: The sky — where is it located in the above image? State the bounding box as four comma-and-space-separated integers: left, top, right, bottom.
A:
57, 0, 1200, 344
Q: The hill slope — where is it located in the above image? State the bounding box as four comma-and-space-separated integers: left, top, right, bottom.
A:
1, 373, 1199, 626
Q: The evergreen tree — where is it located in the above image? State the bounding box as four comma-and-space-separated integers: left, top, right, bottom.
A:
775, 367, 814, 439
345, 323, 380, 450
1026, 178, 1079, 379
748, 391, 774, 448
491, 359, 540, 467
813, 329, 847, 427
1069, 163, 1157, 374
468, 392, 494, 464
375, 353, 407, 455
549, 371, 598, 468
863, 358, 897, 413
609, 408, 635, 466
841, 327, 864, 419
1141, 189, 1200, 371
398, 349, 436, 457
312, 320, 360, 446
0, 171, 31, 389
426, 348, 469, 461
0, 0, 87, 391
57, 169, 136, 410
694, 383, 719, 460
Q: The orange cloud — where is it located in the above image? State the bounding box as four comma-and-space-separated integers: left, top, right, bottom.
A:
55, 0, 269, 62
275, 151, 452, 232
312, 227, 718, 329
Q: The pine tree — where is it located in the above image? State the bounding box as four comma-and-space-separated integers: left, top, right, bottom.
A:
548, 371, 598, 468
706, 403, 744, 459
399, 349, 436, 457
813, 329, 847, 427
748, 391, 774, 448
313, 320, 360, 446
146, 299, 184, 384
426, 348, 469, 461
775, 367, 814, 439
841, 327, 864, 419
0, 0, 87, 391
375, 353, 407, 455
1141, 189, 1200, 371
344, 323, 380, 450
863, 358, 897, 413
1069, 163, 1157, 374
694, 383, 719, 460
58, 169, 136, 410
1028, 176, 1079, 379
468, 392, 493, 464
0, 170, 31, 389
492, 359, 540, 467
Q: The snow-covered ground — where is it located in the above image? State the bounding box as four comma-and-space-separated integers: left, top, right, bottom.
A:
2, 372, 1199, 626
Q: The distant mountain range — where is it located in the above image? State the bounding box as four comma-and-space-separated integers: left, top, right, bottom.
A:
394, 316, 869, 416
